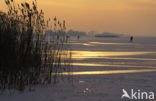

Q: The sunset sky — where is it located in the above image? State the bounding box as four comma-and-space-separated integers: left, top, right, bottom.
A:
0, 0, 156, 36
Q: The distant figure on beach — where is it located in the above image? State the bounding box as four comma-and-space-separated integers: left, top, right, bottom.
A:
77, 35, 80, 40
130, 36, 134, 42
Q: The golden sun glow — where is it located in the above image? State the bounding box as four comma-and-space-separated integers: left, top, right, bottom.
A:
0, 0, 156, 36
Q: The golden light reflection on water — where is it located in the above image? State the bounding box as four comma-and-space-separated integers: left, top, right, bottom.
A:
50, 69, 156, 75
48, 50, 156, 61
103, 57, 156, 61
82, 43, 94, 46
68, 43, 94, 46
70, 42, 134, 46
71, 63, 155, 68
71, 51, 155, 60
89, 42, 131, 45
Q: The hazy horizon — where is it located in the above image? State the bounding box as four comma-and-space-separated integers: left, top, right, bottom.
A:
0, 0, 156, 36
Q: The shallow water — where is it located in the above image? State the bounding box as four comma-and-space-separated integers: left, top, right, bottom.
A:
61, 36, 156, 75
51, 69, 156, 75
1, 36, 156, 101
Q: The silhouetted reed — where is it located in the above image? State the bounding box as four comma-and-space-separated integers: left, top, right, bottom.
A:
0, 0, 72, 91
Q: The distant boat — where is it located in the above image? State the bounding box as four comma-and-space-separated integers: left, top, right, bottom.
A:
95, 32, 120, 38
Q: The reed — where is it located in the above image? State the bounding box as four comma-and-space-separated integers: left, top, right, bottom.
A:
0, 0, 72, 91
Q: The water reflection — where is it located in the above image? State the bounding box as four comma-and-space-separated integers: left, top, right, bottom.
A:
71, 51, 155, 60
79, 80, 85, 83
89, 42, 131, 45
83, 43, 94, 46
70, 63, 155, 68
70, 41, 134, 44
69, 42, 134, 46
50, 69, 156, 75
103, 57, 156, 61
